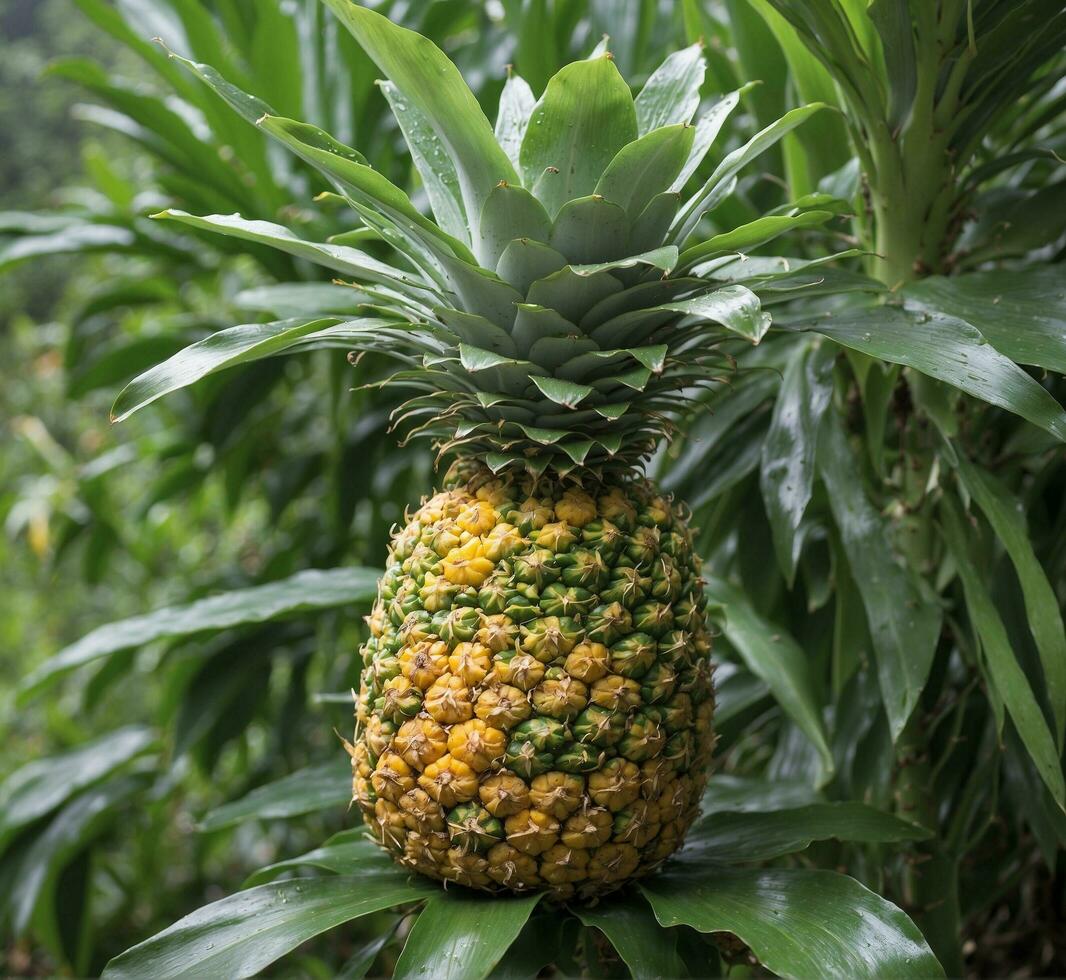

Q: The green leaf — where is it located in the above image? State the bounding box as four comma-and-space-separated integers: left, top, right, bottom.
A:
804, 306, 1066, 443
8, 776, 145, 934
321, 0, 517, 230
495, 73, 536, 171
256, 115, 475, 268
701, 774, 823, 813
674, 103, 828, 242
199, 761, 351, 832
573, 891, 687, 978
681, 209, 834, 267
101, 874, 436, 980
570, 246, 678, 277
0, 223, 135, 270
244, 831, 395, 887
670, 90, 742, 192
153, 210, 410, 286
0, 727, 154, 851
485, 912, 564, 980
635, 42, 707, 135
868, 0, 916, 128
110, 317, 374, 422
378, 80, 467, 246
903, 266, 1066, 375
760, 341, 835, 582
954, 456, 1066, 746
478, 181, 552, 270
680, 802, 931, 864
940, 497, 1066, 809
817, 412, 942, 740
233, 283, 368, 318
641, 867, 943, 979
705, 577, 834, 782
394, 891, 542, 980
663, 284, 772, 343
548, 195, 630, 265
530, 376, 594, 408
521, 55, 638, 217
21, 568, 380, 700
594, 124, 695, 219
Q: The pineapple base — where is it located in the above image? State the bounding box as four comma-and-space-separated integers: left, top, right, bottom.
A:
350, 460, 715, 900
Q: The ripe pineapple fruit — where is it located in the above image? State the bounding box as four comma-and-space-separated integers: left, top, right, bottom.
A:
353, 462, 714, 898
158, 0, 820, 899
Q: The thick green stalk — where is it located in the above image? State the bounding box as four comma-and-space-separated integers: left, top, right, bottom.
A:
895, 713, 963, 976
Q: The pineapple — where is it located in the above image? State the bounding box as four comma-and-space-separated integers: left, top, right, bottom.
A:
354, 463, 713, 898
158, 0, 818, 899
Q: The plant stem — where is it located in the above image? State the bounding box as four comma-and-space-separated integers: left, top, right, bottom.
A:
895, 713, 964, 975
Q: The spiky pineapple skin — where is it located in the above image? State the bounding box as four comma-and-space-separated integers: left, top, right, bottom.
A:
351, 461, 715, 900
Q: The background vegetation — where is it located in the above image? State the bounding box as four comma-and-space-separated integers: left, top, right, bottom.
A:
1, 0, 1064, 977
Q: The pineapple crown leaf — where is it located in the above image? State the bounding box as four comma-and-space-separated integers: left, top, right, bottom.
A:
124, 0, 854, 480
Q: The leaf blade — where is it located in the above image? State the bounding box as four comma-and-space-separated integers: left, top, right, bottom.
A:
394, 891, 542, 980
101, 875, 435, 980
20, 568, 380, 700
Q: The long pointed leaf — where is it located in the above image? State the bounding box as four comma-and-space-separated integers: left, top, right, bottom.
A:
20, 568, 380, 700
804, 305, 1066, 443
954, 456, 1066, 745
101, 875, 435, 980
817, 411, 942, 740
941, 497, 1065, 808
394, 891, 542, 980
321, 0, 517, 227
760, 341, 835, 581
706, 577, 834, 782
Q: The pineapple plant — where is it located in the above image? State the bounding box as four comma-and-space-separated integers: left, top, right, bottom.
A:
112, 0, 831, 901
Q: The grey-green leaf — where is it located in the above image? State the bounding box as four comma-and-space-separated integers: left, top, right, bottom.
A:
110, 317, 374, 422
495, 73, 536, 172
635, 42, 707, 135
521, 55, 638, 217
663, 284, 771, 343
153, 210, 411, 286
321, 0, 517, 228
378, 80, 468, 245
594, 124, 694, 219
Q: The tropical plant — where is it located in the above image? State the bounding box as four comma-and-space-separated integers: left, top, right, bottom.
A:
3, 0, 1064, 977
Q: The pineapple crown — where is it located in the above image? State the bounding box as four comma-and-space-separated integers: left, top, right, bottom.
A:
154, 1, 836, 481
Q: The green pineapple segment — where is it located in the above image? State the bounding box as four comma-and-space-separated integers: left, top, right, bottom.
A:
353, 462, 714, 899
